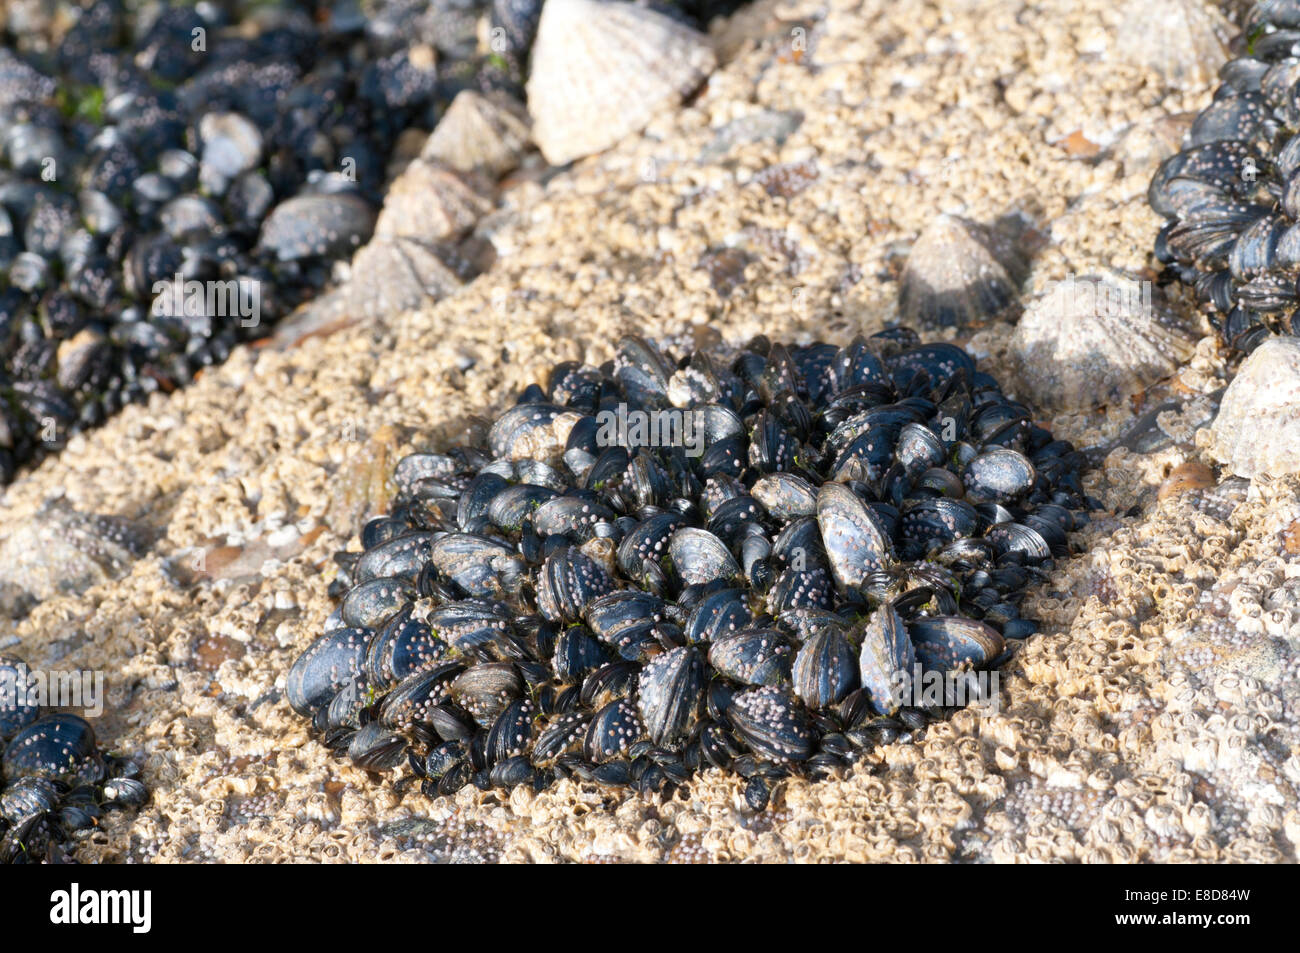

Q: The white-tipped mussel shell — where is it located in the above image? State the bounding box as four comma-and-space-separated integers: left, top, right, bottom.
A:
429, 533, 524, 598
908, 616, 1004, 673
286, 627, 373, 715
450, 662, 524, 727
684, 587, 752, 644
636, 645, 706, 748
488, 402, 583, 463
670, 527, 742, 587
2, 713, 104, 787
537, 547, 617, 623
727, 687, 816, 763
792, 625, 859, 710
752, 472, 818, 520
857, 604, 914, 716
584, 697, 645, 762
708, 627, 796, 687
962, 448, 1037, 505
816, 482, 895, 589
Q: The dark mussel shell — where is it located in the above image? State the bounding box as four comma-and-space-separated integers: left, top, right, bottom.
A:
2, 713, 104, 786
636, 646, 706, 748
286, 627, 372, 715
792, 625, 859, 710
708, 628, 796, 687
727, 687, 816, 763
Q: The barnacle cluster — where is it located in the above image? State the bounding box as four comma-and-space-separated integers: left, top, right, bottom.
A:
1149, 0, 1300, 348
287, 332, 1090, 807
0, 655, 145, 864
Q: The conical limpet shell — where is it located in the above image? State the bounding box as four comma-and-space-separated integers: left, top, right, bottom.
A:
526, 0, 716, 165
1209, 335, 1300, 478
1008, 270, 1199, 413
341, 236, 468, 319
899, 214, 1024, 330
374, 159, 494, 243
422, 90, 531, 178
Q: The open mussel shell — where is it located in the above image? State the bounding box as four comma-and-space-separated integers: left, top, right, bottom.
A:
986, 522, 1052, 560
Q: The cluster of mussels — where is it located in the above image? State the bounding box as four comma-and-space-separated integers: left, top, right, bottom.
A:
0, 0, 747, 483
1150, 0, 1300, 350
289, 332, 1090, 807
0, 656, 145, 863
0, 0, 506, 481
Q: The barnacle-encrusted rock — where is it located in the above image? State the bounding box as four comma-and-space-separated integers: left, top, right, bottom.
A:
1008, 271, 1198, 413
422, 90, 532, 179
0, 500, 149, 617
898, 215, 1023, 329
526, 0, 716, 165
1210, 335, 1300, 478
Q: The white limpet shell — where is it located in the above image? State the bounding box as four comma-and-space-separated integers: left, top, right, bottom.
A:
422, 90, 532, 178
1210, 335, 1300, 479
899, 214, 1022, 330
342, 236, 466, 318
526, 0, 716, 166
374, 159, 495, 243
1008, 270, 1198, 414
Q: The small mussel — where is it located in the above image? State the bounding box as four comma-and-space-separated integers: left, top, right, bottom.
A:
289, 332, 1084, 803
0, 657, 144, 863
